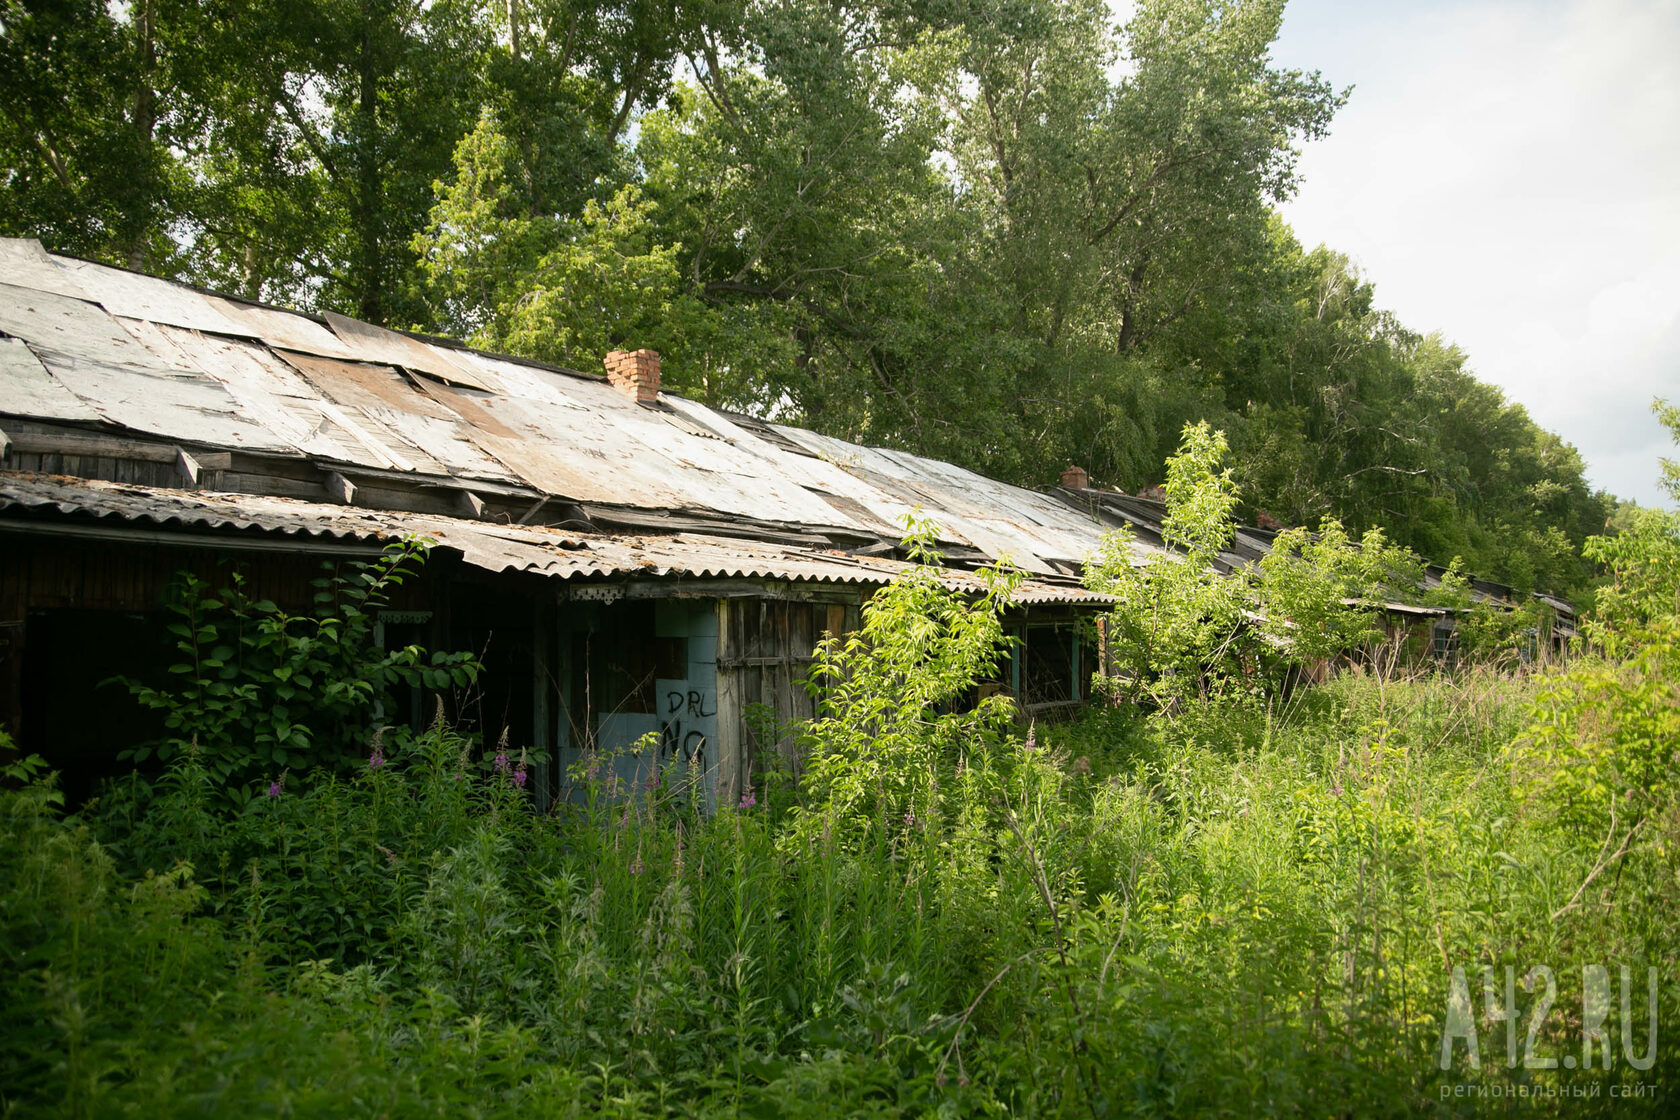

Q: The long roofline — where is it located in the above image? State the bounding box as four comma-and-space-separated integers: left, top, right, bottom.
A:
0, 237, 1569, 616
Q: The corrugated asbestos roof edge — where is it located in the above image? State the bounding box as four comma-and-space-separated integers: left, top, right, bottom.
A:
0, 472, 1113, 607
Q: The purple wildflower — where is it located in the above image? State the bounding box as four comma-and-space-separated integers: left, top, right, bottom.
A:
738, 785, 756, 810
369, 746, 385, 771
266, 772, 286, 798
512, 765, 528, 788
494, 751, 510, 774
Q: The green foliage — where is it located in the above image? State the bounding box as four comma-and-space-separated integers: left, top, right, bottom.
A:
6, 655, 1676, 1115
1085, 422, 1251, 705
1256, 519, 1413, 663
1517, 618, 1680, 841
1518, 415, 1680, 869
11, 485, 1680, 1116
795, 515, 1021, 831
1087, 421, 1468, 706
1579, 408, 1680, 656
1654, 396, 1680, 504
120, 540, 479, 792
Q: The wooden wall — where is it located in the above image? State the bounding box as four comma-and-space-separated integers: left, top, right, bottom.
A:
0, 528, 443, 776
714, 597, 856, 807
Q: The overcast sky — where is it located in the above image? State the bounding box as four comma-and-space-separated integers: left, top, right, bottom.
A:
1267, 0, 1679, 508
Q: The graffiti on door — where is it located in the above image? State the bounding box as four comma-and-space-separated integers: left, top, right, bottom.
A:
660, 686, 715, 772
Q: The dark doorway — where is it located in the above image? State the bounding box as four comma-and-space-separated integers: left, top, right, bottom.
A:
20, 609, 170, 806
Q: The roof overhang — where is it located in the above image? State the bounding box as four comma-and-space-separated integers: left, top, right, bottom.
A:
0, 472, 1114, 608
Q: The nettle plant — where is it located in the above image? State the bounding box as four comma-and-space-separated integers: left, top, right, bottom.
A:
121, 539, 480, 792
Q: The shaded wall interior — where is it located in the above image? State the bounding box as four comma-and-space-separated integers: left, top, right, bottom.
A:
557, 598, 720, 813
1, 532, 446, 804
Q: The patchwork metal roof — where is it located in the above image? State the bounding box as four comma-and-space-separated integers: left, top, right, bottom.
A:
0, 238, 1155, 580
0, 238, 1555, 618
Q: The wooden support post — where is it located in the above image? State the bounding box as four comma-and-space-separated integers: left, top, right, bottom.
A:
1010, 625, 1022, 700
1094, 616, 1108, 701
0, 615, 22, 750
457, 490, 487, 520
1070, 627, 1081, 702
714, 599, 741, 810
531, 595, 553, 810
0, 426, 11, 461
175, 447, 202, 487
325, 471, 356, 505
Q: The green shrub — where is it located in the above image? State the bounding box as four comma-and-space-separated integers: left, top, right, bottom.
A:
119, 539, 480, 794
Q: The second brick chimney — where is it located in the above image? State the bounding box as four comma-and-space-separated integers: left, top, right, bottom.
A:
1060, 464, 1089, 490
605, 348, 661, 404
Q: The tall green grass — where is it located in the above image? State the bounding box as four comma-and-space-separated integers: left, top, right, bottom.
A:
2, 658, 1674, 1117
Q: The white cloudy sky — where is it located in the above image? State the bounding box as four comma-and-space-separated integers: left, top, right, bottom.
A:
1266, 0, 1680, 508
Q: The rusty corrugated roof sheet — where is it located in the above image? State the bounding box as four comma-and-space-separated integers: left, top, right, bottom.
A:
0, 472, 1111, 606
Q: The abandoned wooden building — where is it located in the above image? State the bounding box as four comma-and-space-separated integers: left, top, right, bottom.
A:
0, 239, 1139, 807
0, 240, 1568, 806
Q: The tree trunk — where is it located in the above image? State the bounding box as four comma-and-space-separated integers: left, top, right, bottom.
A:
125, 0, 157, 272
354, 14, 385, 323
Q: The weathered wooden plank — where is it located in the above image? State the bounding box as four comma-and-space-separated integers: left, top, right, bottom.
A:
215, 470, 328, 501
1, 430, 234, 471
326, 471, 357, 505
715, 599, 742, 808
5, 431, 173, 462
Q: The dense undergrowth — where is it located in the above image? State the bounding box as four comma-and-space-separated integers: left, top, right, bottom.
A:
3, 652, 1675, 1117
8, 424, 1679, 1116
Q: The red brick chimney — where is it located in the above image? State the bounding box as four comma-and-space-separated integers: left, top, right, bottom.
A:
604, 349, 661, 404
1060, 464, 1089, 490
